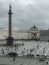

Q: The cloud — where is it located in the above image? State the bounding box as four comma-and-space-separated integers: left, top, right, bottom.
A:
0, 0, 49, 30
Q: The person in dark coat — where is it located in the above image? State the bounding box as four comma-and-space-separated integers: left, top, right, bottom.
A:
13, 55, 15, 61
1, 48, 4, 54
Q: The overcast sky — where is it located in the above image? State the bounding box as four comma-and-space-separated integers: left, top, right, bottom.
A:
0, 0, 49, 30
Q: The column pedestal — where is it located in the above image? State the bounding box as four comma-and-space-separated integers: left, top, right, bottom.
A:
6, 37, 14, 46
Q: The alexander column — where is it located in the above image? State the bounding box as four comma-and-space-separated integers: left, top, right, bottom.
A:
6, 4, 14, 46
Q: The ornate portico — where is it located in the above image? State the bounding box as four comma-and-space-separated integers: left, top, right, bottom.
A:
28, 25, 40, 40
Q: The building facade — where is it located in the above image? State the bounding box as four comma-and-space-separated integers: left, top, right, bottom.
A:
0, 25, 40, 40
40, 30, 49, 41
0, 25, 49, 41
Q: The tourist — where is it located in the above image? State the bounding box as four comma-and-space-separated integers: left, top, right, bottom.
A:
27, 49, 28, 53
15, 47, 16, 50
13, 55, 15, 61
46, 62, 48, 65
1, 48, 4, 54
24, 48, 25, 51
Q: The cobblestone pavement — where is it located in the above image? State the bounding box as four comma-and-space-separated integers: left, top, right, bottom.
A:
0, 56, 49, 65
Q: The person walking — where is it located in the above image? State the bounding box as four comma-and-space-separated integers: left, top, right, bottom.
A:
1, 48, 4, 54
13, 55, 15, 61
